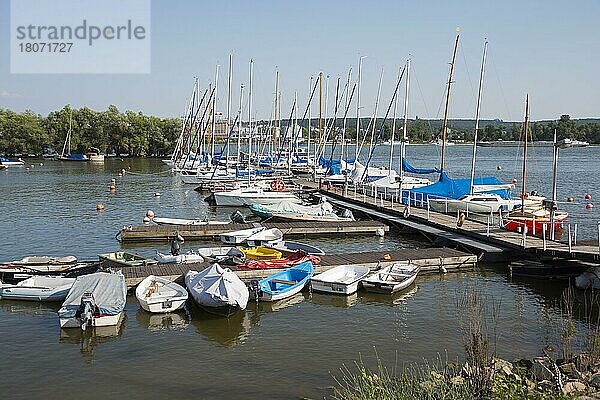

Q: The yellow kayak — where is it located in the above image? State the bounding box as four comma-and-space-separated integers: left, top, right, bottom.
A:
241, 246, 282, 260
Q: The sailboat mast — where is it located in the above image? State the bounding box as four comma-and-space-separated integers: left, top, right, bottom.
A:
248, 59, 254, 184
211, 65, 219, 161
274, 69, 280, 161
237, 84, 244, 171
318, 72, 323, 160
521, 94, 529, 211
469, 39, 488, 195
389, 66, 400, 174
401, 58, 411, 183
355, 56, 365, 161
226, 54, 233, 168
440, 32, 460, 172
371, 68, 384, 153
308, 77, 312, 169
342, 68, 352, 162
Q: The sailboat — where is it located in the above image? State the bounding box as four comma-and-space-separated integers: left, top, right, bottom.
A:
503, 95, 568, 234
57, 110, 88, 162
403, 32, 514, 206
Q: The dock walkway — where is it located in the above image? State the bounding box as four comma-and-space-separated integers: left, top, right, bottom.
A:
119, 247, 476, 287
119, 220, 389, 243
306, 180, 600, 263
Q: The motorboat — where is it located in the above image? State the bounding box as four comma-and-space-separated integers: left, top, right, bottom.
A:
58, 271, 127, 330
135, 275, 188, 313
220, 226, 265, 245
212, 185, 302, 207
185, 264, 249, 316
154, 251, 204, 264
245, 228, 283, 247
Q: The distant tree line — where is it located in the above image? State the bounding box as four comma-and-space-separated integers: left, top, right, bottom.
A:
0, 105, 181, 156
2, 106, 599, 157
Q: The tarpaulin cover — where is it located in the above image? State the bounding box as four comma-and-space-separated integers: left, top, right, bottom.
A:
58, 271, 126, 318
185, 264, 249, 310
402, 171, 511, 205
402, 159, 438, 175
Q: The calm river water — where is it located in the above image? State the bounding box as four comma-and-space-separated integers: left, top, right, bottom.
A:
0, 144, 598, 399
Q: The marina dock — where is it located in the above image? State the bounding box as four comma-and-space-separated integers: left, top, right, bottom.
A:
307, 181, 600, 263
119, 247, 476, 287
118, 220, 389, 243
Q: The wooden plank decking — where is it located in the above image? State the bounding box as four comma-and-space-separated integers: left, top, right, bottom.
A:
119, 220, 389, 243
119, 247, 477, 287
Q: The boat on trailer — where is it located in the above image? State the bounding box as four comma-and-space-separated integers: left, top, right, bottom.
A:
0, 276, 76, 301
252, 261, 314, 302
362, 263, 420, 294
58, 271, 127, 330
311, 265, 370, 295
135, 275, 188, 313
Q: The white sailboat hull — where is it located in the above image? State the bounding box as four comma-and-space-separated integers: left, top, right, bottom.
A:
213, 190, 301, 207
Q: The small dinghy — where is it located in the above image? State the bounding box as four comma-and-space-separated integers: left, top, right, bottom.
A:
245, 228, 284, 247
0, 276, 76, 301
152, 217, 230, 226
362, 263, 420, 294
268, 241, 325, 256
99, 252, 158, 268
252, 261, 314, 302
135, 275, 188, 313
2, 255, 78, 267
58, 271, 127, 330
241, 251, 320, 270
197, 246, 245, 264
185, 264, 249, 316
241, 246, 282, 260
220, 226, 266, 245
311, 265, 370, 295
154, 250, 204, 264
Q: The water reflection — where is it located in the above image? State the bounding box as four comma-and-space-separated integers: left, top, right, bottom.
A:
250, 293, 306, 314
310, 292, 360, 308
59, 315, 125, 363
135, 308, 190, 331
0, 299, 60, 316
361, 285, 419, 306
189, 303, 253, 347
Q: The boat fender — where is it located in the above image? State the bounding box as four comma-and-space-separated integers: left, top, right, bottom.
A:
403, 207, 410, 219
457, 213, 466, 227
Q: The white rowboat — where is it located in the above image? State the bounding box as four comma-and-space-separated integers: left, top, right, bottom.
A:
311, 265, 370, 295
135, 275, 188, 313
362, 263, 420, 294
0, 276, 75, 301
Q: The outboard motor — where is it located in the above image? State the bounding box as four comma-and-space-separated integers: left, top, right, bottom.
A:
250, 279, 261, 302
340, 209, 354, 220
230, 210, 247, 224
79, 292, 95, 331
170, 238, 181, 256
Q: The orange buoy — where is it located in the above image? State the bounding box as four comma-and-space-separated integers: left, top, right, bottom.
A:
567, 197, 574, 203
96, 203, 105, 211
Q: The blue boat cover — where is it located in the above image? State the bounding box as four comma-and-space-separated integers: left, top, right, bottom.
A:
402, 159, 438, 175
402, 171, 511, 205
67, 153, 87, 160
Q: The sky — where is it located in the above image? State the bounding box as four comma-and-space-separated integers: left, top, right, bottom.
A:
1, 0, 599, 121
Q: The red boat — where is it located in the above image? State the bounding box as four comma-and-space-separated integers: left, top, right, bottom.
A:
503, 208, 568, 235
239, 251, 321, 270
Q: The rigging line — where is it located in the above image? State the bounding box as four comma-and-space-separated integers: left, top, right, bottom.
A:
488, 48, 513, 122
459, 43, 478, 114
411, 63, 435, 138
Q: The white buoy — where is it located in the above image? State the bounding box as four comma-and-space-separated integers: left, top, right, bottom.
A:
143, 216, 151, 224
40, 163, 43, 166
375, 227, 385, 237
154, 192, 161, 197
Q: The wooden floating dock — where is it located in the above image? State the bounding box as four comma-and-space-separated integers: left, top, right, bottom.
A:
308, 181, 600, 263
119, 247, 476, 287
119, 220, 389, 243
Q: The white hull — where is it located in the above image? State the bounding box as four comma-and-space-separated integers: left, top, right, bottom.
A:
153, 217, 229, 227
60, 311, 123, 328
135, 275, 188, 313
89, 154, 105, 162
220, 227, 265, 245
213, 190, 301, 207
362, 264, 420, 294
0, 161, 25, 166
311, 265, 370, 295
0, 276, 75, 301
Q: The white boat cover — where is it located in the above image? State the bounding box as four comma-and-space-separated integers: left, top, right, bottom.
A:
58, 271, 127, 318
185, 264, 249, 310
261, 200, 334, 215
154, 251, 204, 264
246, 228, 283, 243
